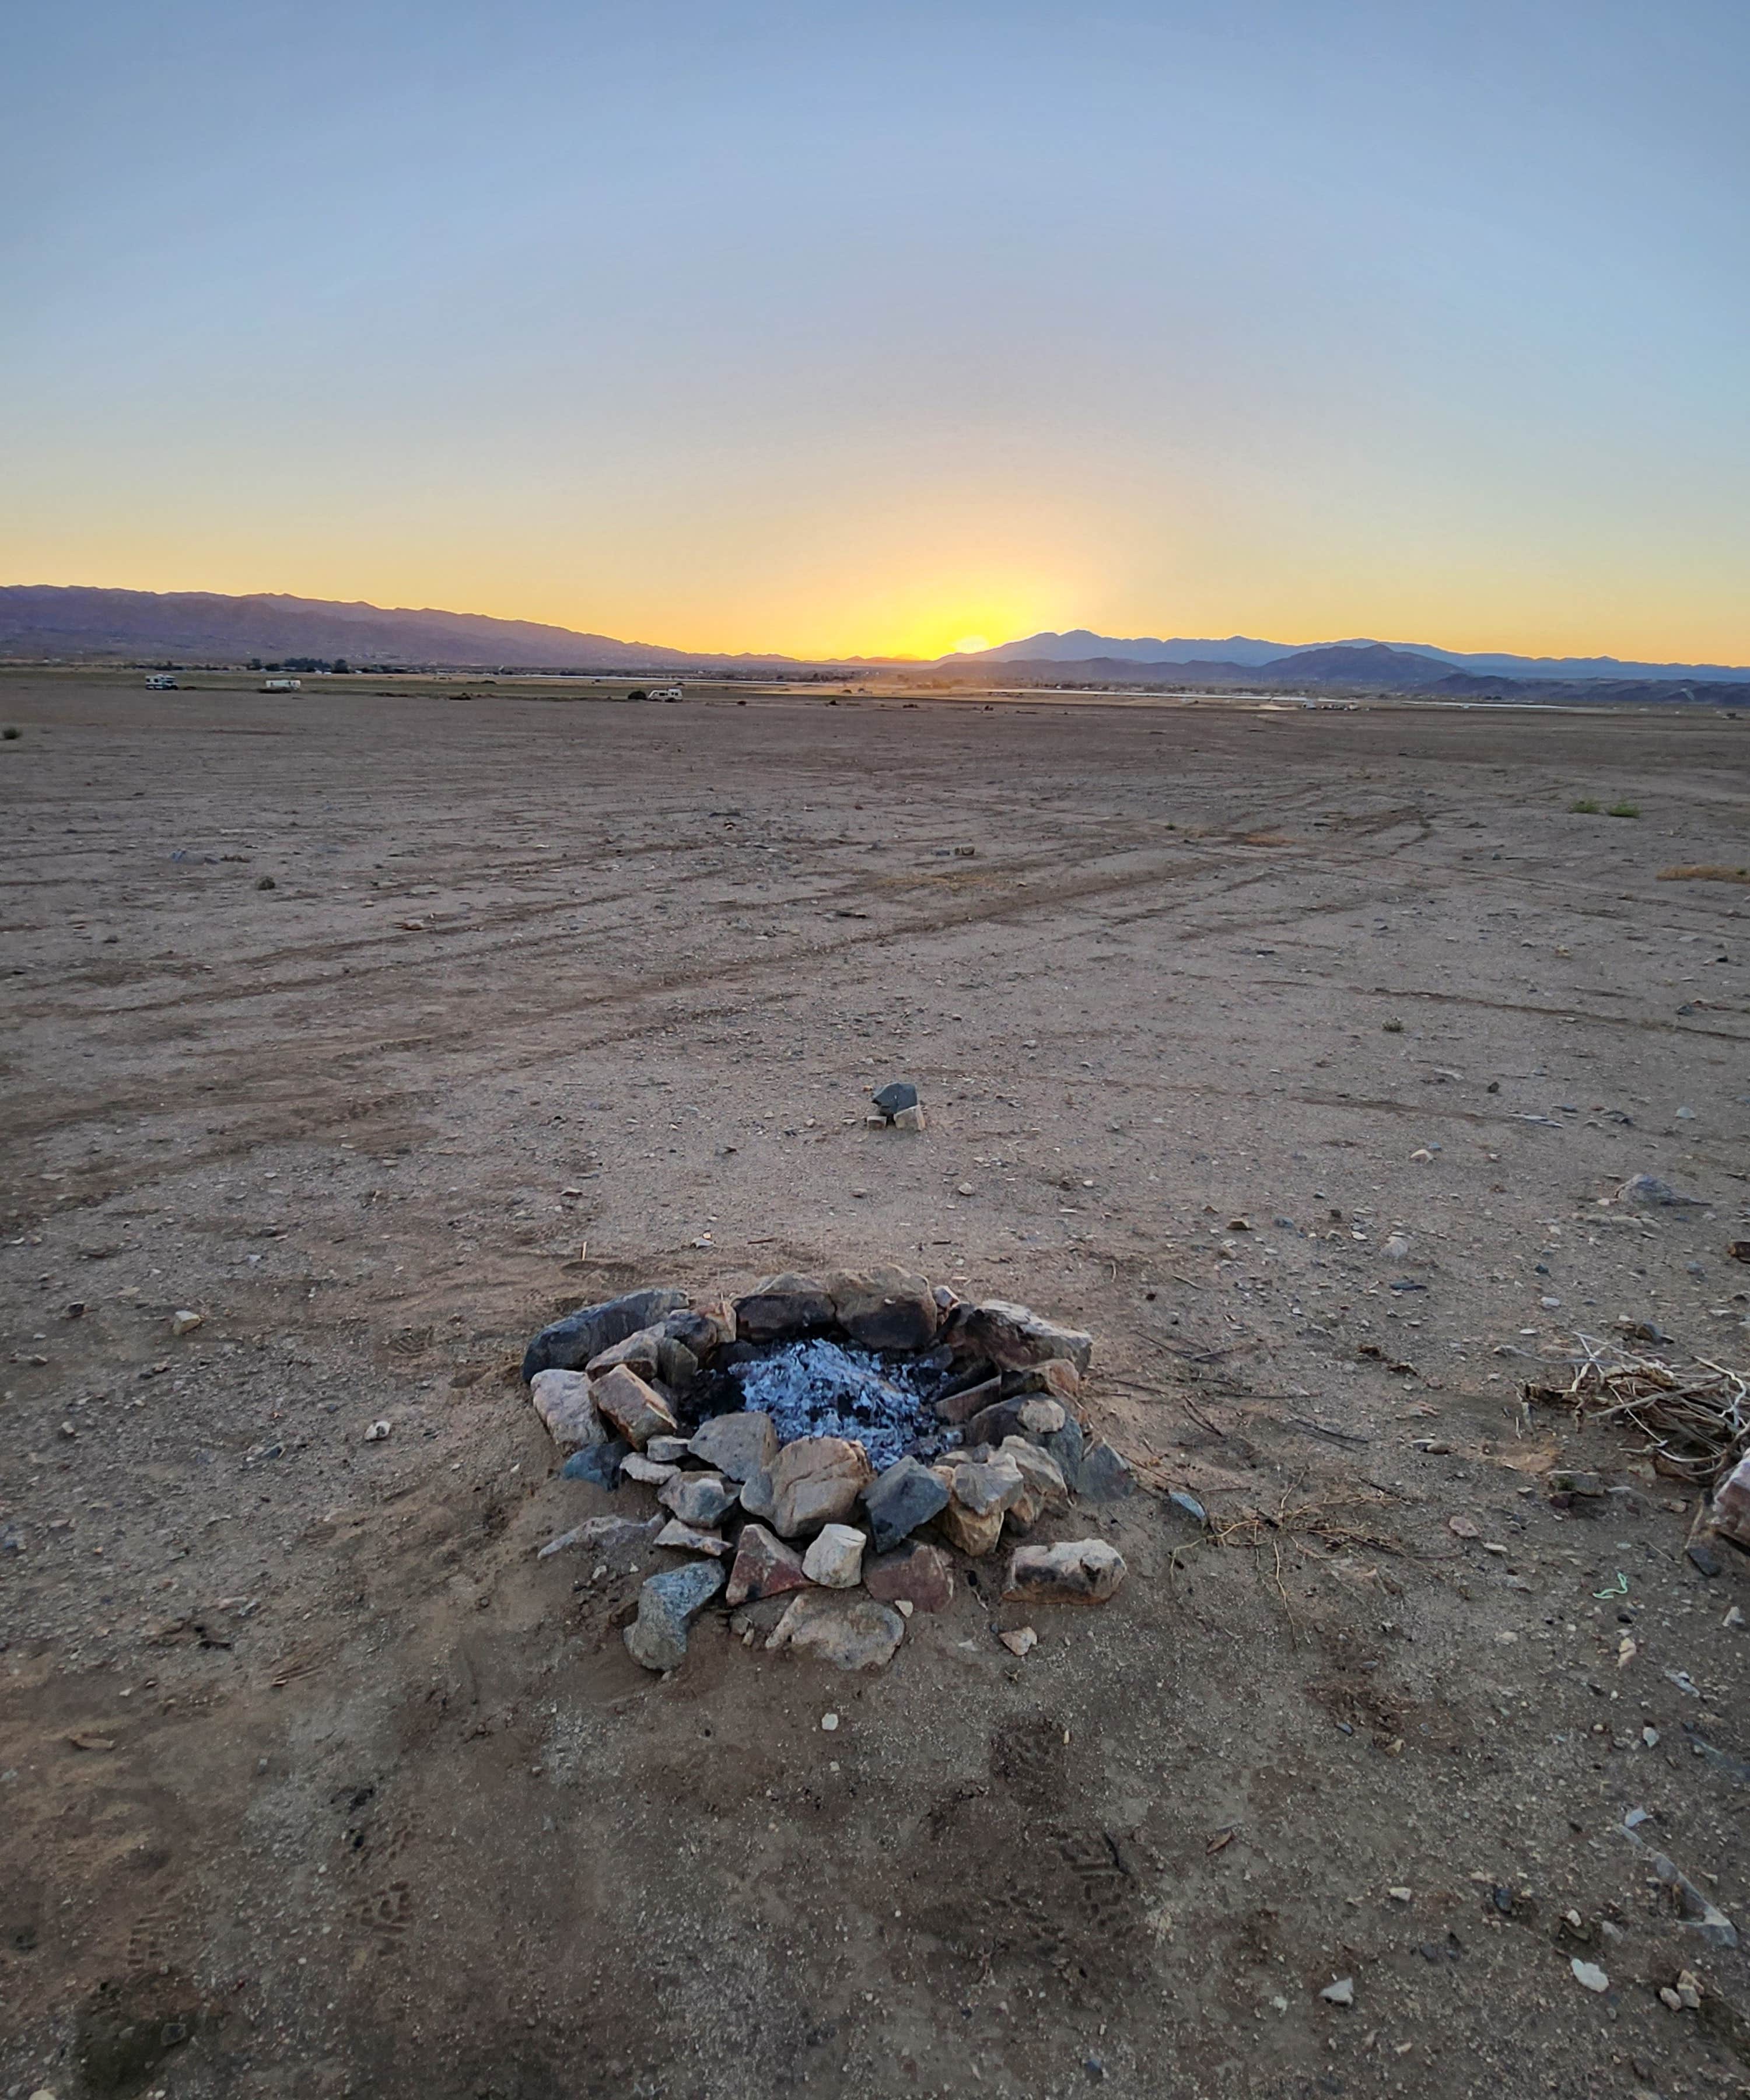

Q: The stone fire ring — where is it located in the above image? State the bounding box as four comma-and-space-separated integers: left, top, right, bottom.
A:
520, 1265, 1137, 1674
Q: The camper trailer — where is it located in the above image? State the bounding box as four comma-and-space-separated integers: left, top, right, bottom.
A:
260, 677, 302, 692
649, 684, 684, 702
144, 674, 178, 690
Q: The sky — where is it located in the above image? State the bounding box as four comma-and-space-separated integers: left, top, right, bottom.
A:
3, 0, 1747, 663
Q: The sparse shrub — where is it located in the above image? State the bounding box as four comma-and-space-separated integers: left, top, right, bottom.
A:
2, 726, 19, 740
1382, 1019, 1404, 1033
1569, 797, 1600, 813
1607, 802, 1641, 818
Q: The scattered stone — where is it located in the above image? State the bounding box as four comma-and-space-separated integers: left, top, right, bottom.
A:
561, 1437, 630, 1486
689, 1409, 779, 1481
891, 1103, 927, 1132
624, 1560, 725, 1672
1447, 1515, 1481, 1539
945, 1298, 1094, 1374
363, 1419, 392, 1443
871, 1080, 919, 1119
590, 1363, 677, 1449
825, 1265, 941, 1352
999, 1625, 1038, 1657
1548, 1469, 1606, 1498
659, 1471, 738, 1527
865, 1541, 955, 1612
1075, 1440, 1136, 1502
645, 1435, 692, 1464
1381, 1233, 1412, 1261
1570, 1958, 1609, 1993
1319, 1979, 1355, 2007
734, 1272, 838, 1344
862, 1454, 950, 1552
803, 1523, 866, 1587
1618, 1174, 1707, 1209
765, 1591, 905, 1670
769, 1436, 874, 1536
820, 1712, 839, 1731
529, 1367, 608, 1454
1004, 1538, 1128, 1605
537, 1514, 661, 1560
621, 1451, 680, 1486
522, 1286, 690, 1380
654, 1518, 732, 1558
1675, 1969, 1703, 2010
1713, 1454, 1750, 1548
724, 1524, 810, 1606
1166, 1490, 1208, 1529
170, 1309, 204, 1336
1620, 1821, 1740, 1948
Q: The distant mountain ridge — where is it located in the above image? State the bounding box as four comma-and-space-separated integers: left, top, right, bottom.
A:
951, 628, 1750, 682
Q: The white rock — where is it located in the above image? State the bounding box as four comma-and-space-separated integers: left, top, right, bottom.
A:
999, 1626, 1038, 1658
1319, 1978, 1354, 2006
170, 1308, 204, 1336
803, 1522, 866, 1588
820, 1712, 839, 1732
364, 1419, 392, 1443
1570, 1958, 1609, 1993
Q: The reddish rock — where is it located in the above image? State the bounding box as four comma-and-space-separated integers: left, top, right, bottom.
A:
864, 1542, 955, 1612
1712, 1454, 1750, 1548
590, 1363, 677, 1450
724, 1523, 810, 1607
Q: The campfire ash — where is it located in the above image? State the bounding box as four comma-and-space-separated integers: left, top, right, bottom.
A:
730, 1338, 948, 1471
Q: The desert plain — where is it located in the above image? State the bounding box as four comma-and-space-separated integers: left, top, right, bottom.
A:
2, 671, 1749, 2099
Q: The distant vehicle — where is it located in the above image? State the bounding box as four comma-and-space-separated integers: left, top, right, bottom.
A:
260, 677, 302, 692
144, 674, 178, 690
649, 684, 684, 702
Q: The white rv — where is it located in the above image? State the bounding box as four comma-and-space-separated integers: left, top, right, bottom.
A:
144, 674, 178, 690
649, 684, 684, 702
260, 677, 302, 692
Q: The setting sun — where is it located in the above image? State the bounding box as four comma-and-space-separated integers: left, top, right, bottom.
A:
949, 634, 991, 656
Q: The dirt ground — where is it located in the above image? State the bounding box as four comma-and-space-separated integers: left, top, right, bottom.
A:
3, 673, 1749, 2100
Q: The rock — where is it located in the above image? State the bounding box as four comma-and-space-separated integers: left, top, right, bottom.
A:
734, 1272, 836, 1343
1004, 1538, 1128, 1605
560, 1437, 630, 1486
803, 1523, 866, 1587
961, 1394, 1067, 1449
724, 1523, 810, 1606
590, 1364, 677, 1449
1570, 1958, 1609, 1993
1712, 1454, 1750, 1548
1166, 1489, 1208, 1530
1381, 1232, 1412, 1261
689, 1409, 779, 1481
364, 1418, 392, 1443
1041, 1413, 1086, 1483
936, 1494, 1005, 1557
871, 1080, 919, 1118
865, 1540, 955, 1612
586, 1322, 701, 1391
1075, 1440, 1136, 1502
529, 1367, 608, 1454
944, 1298, 1094, 1375
999, 1436, 1071, 1524
170, 1309, 204, 1336
624, 1560, 725, 1671
645, 1435, 691, 1464
999, 1625, 1038, 1657
620, 1451, 678, 1485
663, 1303, 738, 1360
933, 1284, 960, 1311
522, 1286, 690, 1380
765, 1591, 905, 1670
947, 1451, 1027, 1518
824, 1265, 941, 1352
739, 1465, 777, 1522
934, 1374, 1003, 1426
659, 1471, 738, 1527
1618, 1174, 1707, 1209
1548, 1469, 1607, 1497
769, 1436, 874, 1536
891, 1104, 927, 1132
1320, 1978, 1355, 2007
1000, 1358, 1083, 1402
537, 1514, 661, 1560
654, 1518, 732, 1558
861, 1454, 950, 1552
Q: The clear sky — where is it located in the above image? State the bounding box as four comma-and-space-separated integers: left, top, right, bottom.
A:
4, 1, 1746, 662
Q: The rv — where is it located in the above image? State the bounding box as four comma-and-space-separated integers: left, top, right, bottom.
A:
144, 674, 178, 690
649, 684, 684, 702
260, 677, 302, 692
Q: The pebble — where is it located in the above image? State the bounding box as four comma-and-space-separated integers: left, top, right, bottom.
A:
1570, 1958, 1609, 1993
654, 1518, 732, 1558
1319, 1978, 1354, 2006
872, 1080, 919, 1118
820, 1712, 839, 1731
999, 1626, 1038, 1658
363, 1419, 392, 1443
170, 1308, 204, 1336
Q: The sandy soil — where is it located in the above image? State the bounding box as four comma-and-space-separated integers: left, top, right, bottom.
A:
2, 671, 1749, 2100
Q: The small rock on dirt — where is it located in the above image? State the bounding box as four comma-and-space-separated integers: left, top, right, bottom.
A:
1570, 1958, 1609, 1993
871, 1080, 919, 1118
1074, 1440, 1135, 1502
999, 1625, 1038, 1657
724, 1523, 810, 1606
864, 1540, 955, 1612
765, 1591, 905, 1670
1319, 1978, 1354, 2007
1004, 1538, 1128, 1605
624, 1560, 725, 1672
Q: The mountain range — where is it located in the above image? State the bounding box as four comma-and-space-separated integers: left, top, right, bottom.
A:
2, 586, 1746, 688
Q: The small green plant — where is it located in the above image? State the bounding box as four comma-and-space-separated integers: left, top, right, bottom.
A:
1569, 796, 1600, 813
1607, 801, 1641, 818
1382, 1019, 1404, 1034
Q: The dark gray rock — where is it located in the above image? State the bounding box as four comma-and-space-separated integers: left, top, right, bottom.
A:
960, 1394, 1067, 1450
624, 1560, 726, 1671
1166, 1489, 1207, 1529
734, 1272, 836, 1344
862, 1454, 951, 1552
689, 1409, 778, 1481
560, 1438, 631, 1487
1041, 1413, 1085, 1483
825, 1265, 941, 1352
943, 1298, 1094, 1375
1076, 1439, 1136, 1502
522, 1286, 690, 1381
871, 1080, 919, 1118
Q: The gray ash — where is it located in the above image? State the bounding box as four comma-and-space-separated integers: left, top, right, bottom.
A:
729, 1338, 953, 1471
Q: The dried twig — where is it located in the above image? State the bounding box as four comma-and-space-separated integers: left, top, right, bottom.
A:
1525, 1334, 1749, 1486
